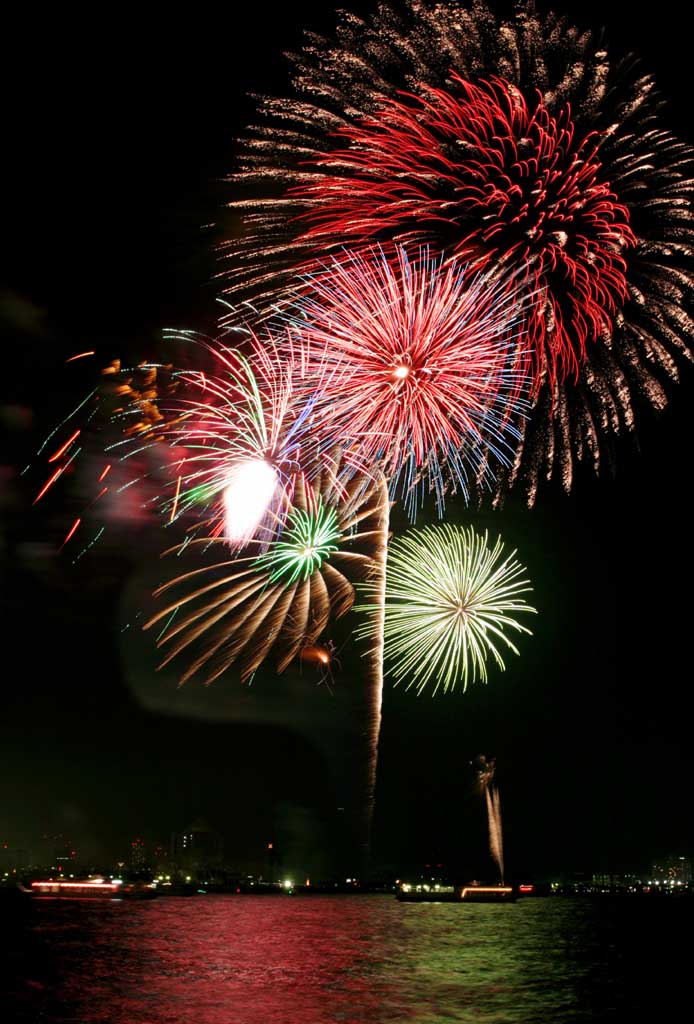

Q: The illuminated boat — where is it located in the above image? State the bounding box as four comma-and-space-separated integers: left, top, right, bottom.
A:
30, 878, 157, 899
516, 883, 550, 897
397, 884, 516, 903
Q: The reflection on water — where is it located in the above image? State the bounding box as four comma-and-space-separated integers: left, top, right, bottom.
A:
5, 895, 692, 1023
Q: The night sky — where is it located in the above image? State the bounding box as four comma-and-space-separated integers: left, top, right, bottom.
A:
3, 0, 693, 880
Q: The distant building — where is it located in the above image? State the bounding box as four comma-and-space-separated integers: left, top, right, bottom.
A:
131, 838, 148, 871
1, 841, 29, 871
171, 819, 223, 876
591, 873, 642, 890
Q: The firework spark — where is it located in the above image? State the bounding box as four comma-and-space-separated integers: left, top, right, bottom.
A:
289, 247, 529, 516
27, 356, 177, 553
358, 524, 535, 695
472, 753, 496, 794
226, 0, 694, 503
65, 351, 95, 363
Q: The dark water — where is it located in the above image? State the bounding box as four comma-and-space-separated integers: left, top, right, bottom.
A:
3, 895, 691, 1023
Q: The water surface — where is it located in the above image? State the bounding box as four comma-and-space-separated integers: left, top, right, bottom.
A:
4, 894, 691, 1022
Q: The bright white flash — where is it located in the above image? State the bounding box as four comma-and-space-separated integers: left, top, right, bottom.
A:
223, 459, 277, 546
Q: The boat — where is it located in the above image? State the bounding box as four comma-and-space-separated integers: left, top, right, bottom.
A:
29, 878, 157, 899
517, 883, 551, 897
397, 884, 516, 903
397, 756, 517, 905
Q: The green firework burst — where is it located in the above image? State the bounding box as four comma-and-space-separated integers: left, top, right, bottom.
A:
358, 524, 536, 695
254, 498, 342, 584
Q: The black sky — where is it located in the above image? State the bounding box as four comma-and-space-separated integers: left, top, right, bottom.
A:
3, 1, 694, 879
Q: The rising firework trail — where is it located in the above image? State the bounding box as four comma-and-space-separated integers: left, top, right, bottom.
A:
284, 247, 527, 858
485, 785, 504, 884
145, 459, 390, 862
227, 0, 694, 503
473, 755, 504, 883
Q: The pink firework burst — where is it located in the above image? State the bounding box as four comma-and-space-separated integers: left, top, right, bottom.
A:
289, 247, 528, 516
148, 330, 323, 548
295, 74, 636, 387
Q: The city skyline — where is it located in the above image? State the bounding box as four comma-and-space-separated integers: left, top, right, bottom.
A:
4, 823, 692, 888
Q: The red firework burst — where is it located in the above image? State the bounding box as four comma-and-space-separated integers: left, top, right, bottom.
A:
290, 247, 527, 515
295, 74, 635, 386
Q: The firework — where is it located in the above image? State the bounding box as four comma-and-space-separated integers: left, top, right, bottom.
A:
358, 524, 535, 695
146, 451, 390, 863
289, 247, 528, 516
145, 331, 320, 547
295, 75, 635, 388
254, 497, 342, 584
472, 754, 496, 794
227, 0, 694, 502
27, 357, 175, 554
144, 461, 388, 685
